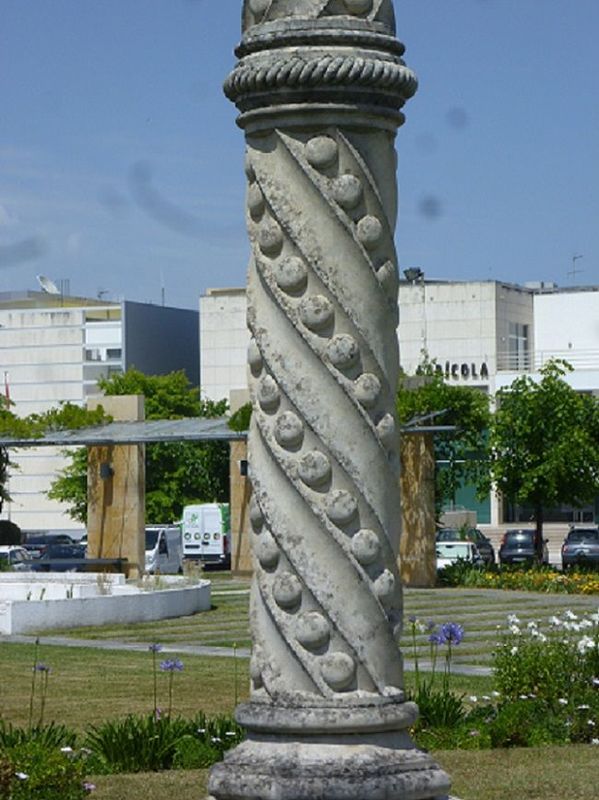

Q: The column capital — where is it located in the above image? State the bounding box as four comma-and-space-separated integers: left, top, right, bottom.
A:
225, 1, 417, 132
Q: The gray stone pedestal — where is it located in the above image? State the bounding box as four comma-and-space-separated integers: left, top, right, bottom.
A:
210, 703, 450, 800
209, 3, 453, 799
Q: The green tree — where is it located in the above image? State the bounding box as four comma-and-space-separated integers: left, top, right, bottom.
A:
48, 369, 229, 524
396, 361, 491, 514
486, 359, 599, 538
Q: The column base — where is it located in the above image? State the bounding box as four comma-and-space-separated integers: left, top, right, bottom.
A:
208, 702, 452, 800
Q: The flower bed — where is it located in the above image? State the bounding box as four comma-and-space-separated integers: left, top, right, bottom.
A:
408, 608, 599, 750
438, 562, 599, 594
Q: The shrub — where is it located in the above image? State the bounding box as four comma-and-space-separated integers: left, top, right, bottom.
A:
0, 741, 90, 800
84, 711, 243, 774
492, 609, 599, 745
0, 720, 77, 751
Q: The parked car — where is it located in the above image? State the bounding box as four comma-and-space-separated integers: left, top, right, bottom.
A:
561, 526, 599, 571
498, 529, 549, 567
437, 527, 495, 567
28, 543, 87, 572
436, 540, 485, 571
0, 545, 32, 572
22, 532, 74, 559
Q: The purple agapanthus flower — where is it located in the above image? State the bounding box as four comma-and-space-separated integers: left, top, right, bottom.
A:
438, 622, 465, 645
428, 631, 443, 645
160, 658, 184, 672
33, 662, 51, 673
148, 643, 163, 653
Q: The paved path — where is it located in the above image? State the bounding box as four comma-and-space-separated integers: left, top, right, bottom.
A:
2, 633, 492, 675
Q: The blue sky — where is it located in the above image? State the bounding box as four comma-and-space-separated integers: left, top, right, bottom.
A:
0, 0, 597, 310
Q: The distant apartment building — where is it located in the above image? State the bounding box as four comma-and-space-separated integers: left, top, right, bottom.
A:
0, 291, 199, 532
199, 288, 249, 404
199, 280, 599, 526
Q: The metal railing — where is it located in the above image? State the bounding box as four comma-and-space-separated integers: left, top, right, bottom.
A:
496, 349, 599, 372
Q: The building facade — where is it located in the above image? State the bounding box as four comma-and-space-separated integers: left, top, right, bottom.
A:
199, 281, 599, 527
0, 291, 199, 532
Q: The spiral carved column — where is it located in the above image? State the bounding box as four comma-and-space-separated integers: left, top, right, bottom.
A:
208, 3, 451, 798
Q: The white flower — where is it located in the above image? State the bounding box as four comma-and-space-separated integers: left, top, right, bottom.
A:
60, 746, 74, 754
225, 731, 237, 737
492, 691, 501, 697
592, 738, 599, 745
593, 678, 599, 687
519, 694, 529, 700
538, 633, 548, 643
527, 621, 538, 629
577, 704, 591, 711
588, 720, 596, 727
564, 610, 578, 621
509, 625, 521, 636
558, 698, 568, 706
507, 614, 520, 626
482, 695, 491, 701
530, 627, 540, 638
469, 696, 478, 703
511, 646, 519, 655
577, 636, 595, 655
579, 619, 593, 629
15, 773, 28, 781
548, 615, 561, 627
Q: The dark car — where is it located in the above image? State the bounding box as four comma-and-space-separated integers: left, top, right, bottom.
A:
561, 526, 599, 571
22, 533, 74, 559
498, 529, 549, 567
29, 543, 87, 572
437, 527, 495, 567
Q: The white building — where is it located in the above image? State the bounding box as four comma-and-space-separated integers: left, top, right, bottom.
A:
198, 280, 599, 526
496, 285, 599, 394
398, 279, 535, 393
200, 288, 249, 403
0, 291, 199, 532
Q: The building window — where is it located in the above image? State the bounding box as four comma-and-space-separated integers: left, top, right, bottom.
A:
508, 322, 530, 370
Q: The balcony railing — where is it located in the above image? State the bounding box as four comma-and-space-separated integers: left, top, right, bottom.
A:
497, 349, 599, 372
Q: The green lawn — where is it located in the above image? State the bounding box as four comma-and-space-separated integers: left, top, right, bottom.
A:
39, 581, 599, 669
3, 580, 598, 799
0, 642, 494, 731
87, 745, 599, 800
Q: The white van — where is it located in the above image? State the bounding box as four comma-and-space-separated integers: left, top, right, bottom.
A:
145, 525, 184, 574
181, 503, 230, 569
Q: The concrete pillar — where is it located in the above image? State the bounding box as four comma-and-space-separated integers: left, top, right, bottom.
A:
209, 3, 450, 799
86, 395, 145, 579
399, 432, 437, 588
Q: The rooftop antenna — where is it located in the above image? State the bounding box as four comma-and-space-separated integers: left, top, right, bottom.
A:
36, 274, 61, 295
97, 288, 110, 300
160, 269, 165, 306
568, 254, 584, 284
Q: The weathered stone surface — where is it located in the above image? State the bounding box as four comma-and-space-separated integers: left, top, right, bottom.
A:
209, 2, 451, 798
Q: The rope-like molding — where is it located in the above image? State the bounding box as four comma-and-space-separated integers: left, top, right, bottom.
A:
224, 52, 417, 103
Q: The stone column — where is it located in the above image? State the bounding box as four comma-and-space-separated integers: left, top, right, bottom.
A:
209, 3, 451, 799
